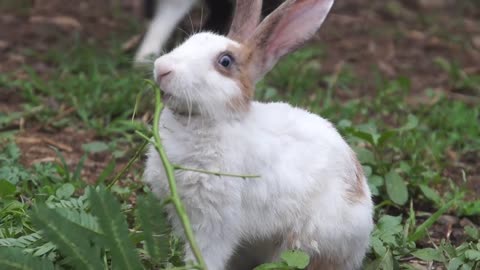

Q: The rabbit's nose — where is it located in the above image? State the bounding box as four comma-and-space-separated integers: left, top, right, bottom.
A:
156, 70, 172, 83
154, 60, 174, 84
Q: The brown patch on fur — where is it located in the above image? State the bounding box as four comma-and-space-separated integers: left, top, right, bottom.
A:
345, 153, 367, 204
285, 231, 297, 249
213, 43, 256, 112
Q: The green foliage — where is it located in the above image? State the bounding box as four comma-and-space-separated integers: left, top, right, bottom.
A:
136, 194, 169, 266
435, 57, 480, 94
31, 205, 104, 270
0, 247, 54, 270
88, 186, 143, 270
254, 250, 310, 270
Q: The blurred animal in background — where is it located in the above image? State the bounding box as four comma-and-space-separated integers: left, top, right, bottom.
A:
133, 0, 283, 65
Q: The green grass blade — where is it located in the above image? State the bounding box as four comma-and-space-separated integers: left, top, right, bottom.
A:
88, 186, 143, 270
0, 247, 54, 270
409, 199, 456, 242
136, 194, 170, 264
31, 205, 104, 270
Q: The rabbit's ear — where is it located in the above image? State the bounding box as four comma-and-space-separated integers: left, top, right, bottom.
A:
248, 0, 334, 81
228, 0, 263, 42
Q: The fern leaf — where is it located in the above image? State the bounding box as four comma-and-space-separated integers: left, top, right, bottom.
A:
0, 247, 54, 270
46, 196, 89, 210
55, 208, 101, 234
30, 241, 56, 257
88, 186, 143, 270
31, 205, 104, 270
136, 194, 170, 265
0, 233, 42, 248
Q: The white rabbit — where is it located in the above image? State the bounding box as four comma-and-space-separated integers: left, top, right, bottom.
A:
144, 0, 374, 269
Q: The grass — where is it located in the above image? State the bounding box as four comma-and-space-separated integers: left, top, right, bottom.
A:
1, 22, 479, 270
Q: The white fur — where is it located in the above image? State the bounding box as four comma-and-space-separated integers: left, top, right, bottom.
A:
145, 30, 373, 270
134, 0, 196, 64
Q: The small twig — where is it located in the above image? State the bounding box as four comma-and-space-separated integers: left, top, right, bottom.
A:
144, 81, 207, 269
106, 140, 148, 189
174, 165, 260, 179
43, 137, 73, 152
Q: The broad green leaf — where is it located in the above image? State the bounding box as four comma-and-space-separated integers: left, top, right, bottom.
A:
88, 186, 143, 270
399, 115, 419, 131
349, 129, 376, 146
447, 257, 464, 270
464, 226, 479, 240
354, 148, 375, 165
378, 250, 394, 270
82, 141, 109, 153
411, 248, 444, 262
419, 184, 442, 204
0, 179, 16, 197
136, 194, 169, 264
373, 215, 403, 245
371, 237, 386, 257
55, 183, 75, 199
464, 249, 480, 260
368, 175, 384, 196
385, 171, 408, 205
31, 205, 104, 270
254, 262, 288, 270
0, 247, 54, 270
363, 166, 373, 177
280, 250, 310, 269
376, 215, 403, 232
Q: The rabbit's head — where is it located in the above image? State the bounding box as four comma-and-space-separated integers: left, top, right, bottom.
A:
153, 0, 334, 119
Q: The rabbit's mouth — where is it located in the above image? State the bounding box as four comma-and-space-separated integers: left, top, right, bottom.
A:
162, 92, 200, 117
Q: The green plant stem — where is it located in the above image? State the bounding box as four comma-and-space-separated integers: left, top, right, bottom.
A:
107, 140, 148, 189
135, 132, 260, 180
174, 165, 260, 179
148, 86, 207, 270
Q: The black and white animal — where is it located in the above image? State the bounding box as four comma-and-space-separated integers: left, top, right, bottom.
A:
134, 0, 282, 63
143, 0, 374, 269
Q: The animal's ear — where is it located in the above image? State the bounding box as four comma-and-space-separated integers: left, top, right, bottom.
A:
228, 0, 263, 42
248, 0, 334, 81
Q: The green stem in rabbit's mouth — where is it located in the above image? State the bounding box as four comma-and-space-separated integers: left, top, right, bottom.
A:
141, 79, 207, 269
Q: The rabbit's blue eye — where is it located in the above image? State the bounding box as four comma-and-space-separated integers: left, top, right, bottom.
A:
218, 54, 234, 68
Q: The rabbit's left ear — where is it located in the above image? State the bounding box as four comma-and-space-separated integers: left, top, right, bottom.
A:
248, 0, 334, 81
228, 0, 262, 42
